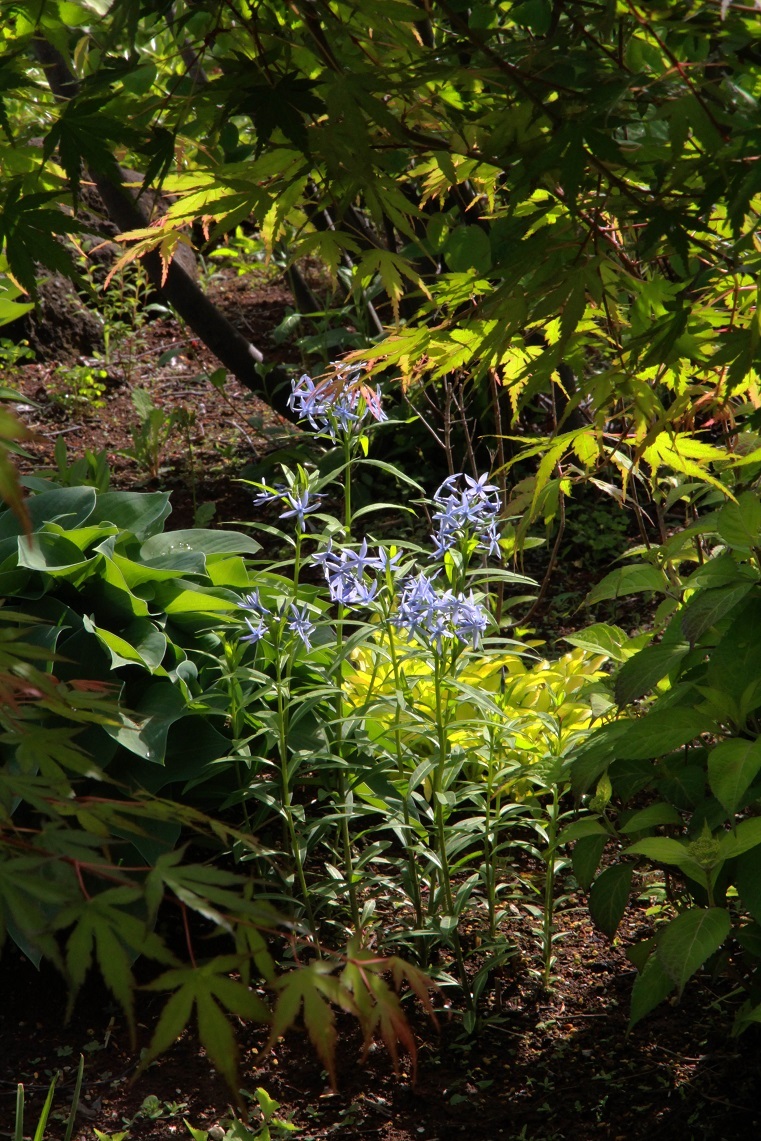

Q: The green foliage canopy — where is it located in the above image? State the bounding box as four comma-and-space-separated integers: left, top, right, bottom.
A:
0, 1, 760, 512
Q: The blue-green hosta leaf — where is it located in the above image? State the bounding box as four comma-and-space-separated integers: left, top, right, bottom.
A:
140, 528, 261, 559
26, 486, 97, 533
82, 616, 167, 673
89, 490, 171, 539
656, 907, 731, 994
0, 486, 95, 541
87, 555, 150, 620
152, 580, 241, 621
104, 681, 187, 763
206, 555, 255, 589
111, 551, 205, 586
17, 531, 95, 575
708, 737, 761, 818
45, 523, 119, 551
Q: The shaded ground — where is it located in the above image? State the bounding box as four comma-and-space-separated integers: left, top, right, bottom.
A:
2, 897, 760, 1141
2, 265, 754, 1141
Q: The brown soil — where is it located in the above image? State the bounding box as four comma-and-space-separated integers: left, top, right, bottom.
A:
3, 268, 759, 1141
2, 901, 760, 1141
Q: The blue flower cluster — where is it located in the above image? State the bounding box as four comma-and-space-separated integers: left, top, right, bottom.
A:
392, 572, 489, 652
239, 590, 316, 651
252, 484, 324, 533
314, 539, 405, 605
431, 472, 502, 559
287, 371, 387, 441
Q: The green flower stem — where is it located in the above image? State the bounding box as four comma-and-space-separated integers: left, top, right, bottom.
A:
384, 607, 424, 929
432, 652, 470, 999
222, 639, 253, 833
542, 783, 560, 990
483, 721, 499, 941
273, 624, 320, 949
334, 433, 360, 931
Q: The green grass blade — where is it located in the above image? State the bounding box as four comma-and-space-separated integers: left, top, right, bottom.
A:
63, 1055, 84, 1141
15, 1084, 23, 1141
32, 1072, 58, 1141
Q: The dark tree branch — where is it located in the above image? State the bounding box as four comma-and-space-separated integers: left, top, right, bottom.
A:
33, 37, 297, 422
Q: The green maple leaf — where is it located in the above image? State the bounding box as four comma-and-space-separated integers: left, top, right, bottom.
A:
141, 957, 271, 1093
268, 962, 352, 1088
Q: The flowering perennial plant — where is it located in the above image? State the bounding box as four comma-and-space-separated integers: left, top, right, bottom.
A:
238, 591, 315, 651
252, 482, 324, 532
312, 537, 394, 606
432, 472, 502, 559
393, 573, 490, 652
287, 370, 387, 441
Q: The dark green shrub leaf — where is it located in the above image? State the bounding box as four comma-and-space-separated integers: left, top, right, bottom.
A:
589, 864, 633, 939
680, 582, 754, 644
617, 708, 708, 760
619, 803, 682, 834
656, 907, 731, 994
735, 922, 761, 960
737, 846, 761, 925
572, 834, 607, 891
586, 563, 666, 606
628, 953, 676, 1030
707, 738, 761, 818
609, 756, 658, 801
656, 758, 706, 810
718, 816, 761, 861
615, 641, 690, 706
717, 491, 761, 551
707, 599, 761, 702
625, 837, 708, 887
563, 623, 631, 661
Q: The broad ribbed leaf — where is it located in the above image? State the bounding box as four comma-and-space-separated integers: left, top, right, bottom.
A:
140, 528, 261, 559
737, 846, 761, 925
615, 641, 690, 705
656, 907, 731, 994
572, 834, 607, 891
628, 954, 676, 1030
589, 864, 633, 939
619, 804, 682, 834
617, 708, 707, 760
680, 582, 754, 643
708, 738, 761, 818
586, 564, 666, 606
